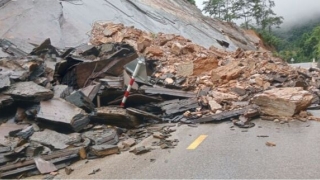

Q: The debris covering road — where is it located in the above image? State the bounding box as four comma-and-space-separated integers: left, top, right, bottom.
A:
25, 120, 320, 179
1, 0, 320, 179
1, 21, 320, 178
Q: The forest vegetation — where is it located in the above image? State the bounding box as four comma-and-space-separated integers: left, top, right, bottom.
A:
198, 0, 320, 63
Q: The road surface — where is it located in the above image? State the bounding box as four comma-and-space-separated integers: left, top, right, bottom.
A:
29, 118, 320, 179
290, 62, 315, 69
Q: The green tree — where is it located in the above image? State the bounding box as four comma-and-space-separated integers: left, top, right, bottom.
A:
202, 0, 225, 19
203, 0, 243, 22
237, 0, 253, 29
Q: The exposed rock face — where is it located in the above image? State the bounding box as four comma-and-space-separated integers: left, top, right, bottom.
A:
251, 87, 313, 117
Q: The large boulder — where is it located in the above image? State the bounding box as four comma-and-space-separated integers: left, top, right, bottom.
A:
251, 87, 313, 117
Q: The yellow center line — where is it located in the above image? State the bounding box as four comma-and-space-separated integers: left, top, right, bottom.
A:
187, 135, 208, 150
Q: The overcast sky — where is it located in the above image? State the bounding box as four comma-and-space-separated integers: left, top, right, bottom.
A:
195, 0, 320, 27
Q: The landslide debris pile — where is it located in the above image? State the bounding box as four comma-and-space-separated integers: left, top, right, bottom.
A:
0, 22, 319, 178
91, 22, 319, 120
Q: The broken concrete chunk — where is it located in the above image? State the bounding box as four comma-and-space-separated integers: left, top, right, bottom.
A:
251, 87, 313, 117
65, 91, 95, 113
90, 107, 140, 128
90, 144, 119, 157
30, 129, 81, 150
82, 128, 119, 145
4, 81, 53, 102
37, 98, 90, 132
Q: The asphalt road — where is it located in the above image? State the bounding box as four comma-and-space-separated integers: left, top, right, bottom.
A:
30, 118, 320, 179
290, 62, 315, 69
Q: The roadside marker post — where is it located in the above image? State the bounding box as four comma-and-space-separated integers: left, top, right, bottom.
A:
120, 57, 145, 107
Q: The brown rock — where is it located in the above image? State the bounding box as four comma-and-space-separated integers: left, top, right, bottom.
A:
255, 76, 264, 87
206, 97, 222, 111
175, 62, 194, 77
193, 57, 218, 76
15, 107, 27, 122
182, 44, 199, 54
171, 42, 183, 55
211, 61, 244, 83
145, 46, 163, 56
65, 167, 74, 175
266, 141, 276, 147
122, 138, 136, 147
251, 87, 313, 117
263, 82, 271, 90
211, 91, 238, 102
137, 35, 152, 52
153, 132, 164, 139
183, 111, 191, 117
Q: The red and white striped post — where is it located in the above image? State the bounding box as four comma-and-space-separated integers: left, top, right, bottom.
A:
120, 58, 144, 107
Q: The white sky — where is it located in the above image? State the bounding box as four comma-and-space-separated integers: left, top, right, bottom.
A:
195, 0, 320, 27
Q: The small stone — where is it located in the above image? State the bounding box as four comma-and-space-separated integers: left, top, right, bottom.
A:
122, 138, 136, 147
171, 42, 183, 55
65, 167, 74, 175
129, 146, 150, 155
183, 111, 191, 117
153, 132, 164, 139
274, 119, 280, 123
207, 97, 222, 111
164, 78, 174, 84
266, 141, 276, 147
145, 46, 163, 56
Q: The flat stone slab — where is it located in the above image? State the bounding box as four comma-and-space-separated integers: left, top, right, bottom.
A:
4, 81, 53, 102
37, 98, 90, 132
30, 129, 81, 150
